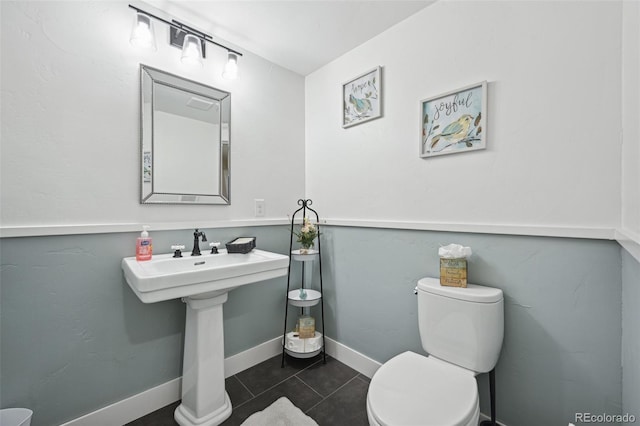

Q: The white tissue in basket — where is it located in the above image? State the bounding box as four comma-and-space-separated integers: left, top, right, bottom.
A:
438, 243, 472, 258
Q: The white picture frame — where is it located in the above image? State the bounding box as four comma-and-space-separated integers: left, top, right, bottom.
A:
342, 66, 382, 128
420, 81, 487, 158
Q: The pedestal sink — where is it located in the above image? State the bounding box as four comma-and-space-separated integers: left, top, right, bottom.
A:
122, 249, 289, 426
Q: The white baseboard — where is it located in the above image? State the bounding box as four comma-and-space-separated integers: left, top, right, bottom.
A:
324, 336, 381, 378
60, 338, 282, 426
59, 378, 181, 426
61, 336, 507, 426
479, 412, 508, 425
224, 336, 282, 377
224, 335, 383, 380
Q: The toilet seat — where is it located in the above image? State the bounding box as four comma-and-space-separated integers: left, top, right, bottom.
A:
367, 351, 479, 426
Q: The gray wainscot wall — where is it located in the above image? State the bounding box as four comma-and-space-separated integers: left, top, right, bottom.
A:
1, 224, 636, 426
622, 249, 640, 421
316, 226, 623, 426
0, 226, 292, 426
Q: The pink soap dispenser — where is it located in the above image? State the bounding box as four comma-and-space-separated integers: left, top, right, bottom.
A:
136, 225, 153, 261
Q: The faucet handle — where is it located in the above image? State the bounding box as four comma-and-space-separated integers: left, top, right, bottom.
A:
209, 242, 221, 254
171, 244, 186, 258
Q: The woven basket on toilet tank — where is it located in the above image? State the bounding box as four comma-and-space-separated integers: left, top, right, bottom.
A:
440, 258, 467, 287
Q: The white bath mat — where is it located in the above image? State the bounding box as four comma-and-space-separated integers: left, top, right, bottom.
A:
241, 396, 318, 426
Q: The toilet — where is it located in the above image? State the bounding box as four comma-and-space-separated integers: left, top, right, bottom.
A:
367, 277, 504, 426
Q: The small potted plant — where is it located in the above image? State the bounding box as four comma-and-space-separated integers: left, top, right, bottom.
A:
294, 217, 318, 255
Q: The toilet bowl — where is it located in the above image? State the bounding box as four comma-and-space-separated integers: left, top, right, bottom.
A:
367, 352, 479, 426
366, 277, 504, 426
0, 408, 33, 426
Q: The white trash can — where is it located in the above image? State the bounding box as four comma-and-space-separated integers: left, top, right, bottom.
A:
0, 408, 33, 426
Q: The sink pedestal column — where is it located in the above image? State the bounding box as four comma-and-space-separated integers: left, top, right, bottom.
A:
174, 292, 232, 426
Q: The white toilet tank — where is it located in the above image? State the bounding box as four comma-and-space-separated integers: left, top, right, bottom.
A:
417, 277, 504, 374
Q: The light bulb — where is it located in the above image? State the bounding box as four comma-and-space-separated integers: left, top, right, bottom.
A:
181, 34, 203, 67
222, 53, 238, 80
130, 12, 156, 50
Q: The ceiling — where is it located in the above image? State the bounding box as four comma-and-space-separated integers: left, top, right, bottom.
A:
143, 1, 434, 76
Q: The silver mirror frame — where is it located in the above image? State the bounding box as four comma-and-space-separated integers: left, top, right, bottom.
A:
140, 65, 231, 205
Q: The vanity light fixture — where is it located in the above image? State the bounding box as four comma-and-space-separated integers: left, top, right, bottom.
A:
129, 12, 156, 50
222, 52, 239, 80
181, 34, 204, 67
128, 4, 242, 78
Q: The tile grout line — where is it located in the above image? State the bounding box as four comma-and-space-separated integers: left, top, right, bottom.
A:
303, 374, 361, 414
233, 374, 256, 399
233, 356, 324, 409
294, 375, 326, 400
355, 374, 370, 384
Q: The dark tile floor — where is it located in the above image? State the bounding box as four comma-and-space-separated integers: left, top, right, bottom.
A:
127, 353, 370, 426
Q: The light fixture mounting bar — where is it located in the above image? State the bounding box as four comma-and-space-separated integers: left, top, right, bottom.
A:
127, 4, 243, 57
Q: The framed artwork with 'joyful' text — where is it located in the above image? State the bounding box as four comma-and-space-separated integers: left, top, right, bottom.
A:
420, 81, 487, 158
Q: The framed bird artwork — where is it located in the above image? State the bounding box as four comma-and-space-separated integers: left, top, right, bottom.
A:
420, 81, 487, 158
342, 66, 382, 128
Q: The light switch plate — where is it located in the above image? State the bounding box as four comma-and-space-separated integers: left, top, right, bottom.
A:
255, 199, 265, 217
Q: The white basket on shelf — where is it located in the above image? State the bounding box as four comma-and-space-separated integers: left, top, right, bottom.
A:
283, 331, 323, 358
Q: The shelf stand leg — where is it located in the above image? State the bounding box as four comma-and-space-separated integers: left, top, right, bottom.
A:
479, 369, 496, 426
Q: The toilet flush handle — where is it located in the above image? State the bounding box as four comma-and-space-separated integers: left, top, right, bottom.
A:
414, 286, 418, 295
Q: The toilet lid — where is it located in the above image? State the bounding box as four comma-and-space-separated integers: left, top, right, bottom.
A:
367, 351, 479, 426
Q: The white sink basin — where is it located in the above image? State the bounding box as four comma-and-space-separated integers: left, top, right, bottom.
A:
122, 249, 289, 303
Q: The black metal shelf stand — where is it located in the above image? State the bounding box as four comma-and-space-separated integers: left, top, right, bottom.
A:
281, 199, 326, 367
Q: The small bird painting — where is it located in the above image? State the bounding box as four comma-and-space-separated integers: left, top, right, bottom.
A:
430, 114, 474, 149
348, 94, 372, 116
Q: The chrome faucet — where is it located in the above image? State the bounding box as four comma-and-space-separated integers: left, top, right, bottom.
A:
191, 229, 207, 256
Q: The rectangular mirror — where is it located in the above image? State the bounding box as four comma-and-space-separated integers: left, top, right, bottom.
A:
140, 65, 230, 204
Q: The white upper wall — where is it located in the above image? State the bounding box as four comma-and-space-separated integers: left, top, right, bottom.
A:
2, 0, 636, 245
0, 1, 305, 230
306, 0, 622, 233
622, 0, 640, 237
